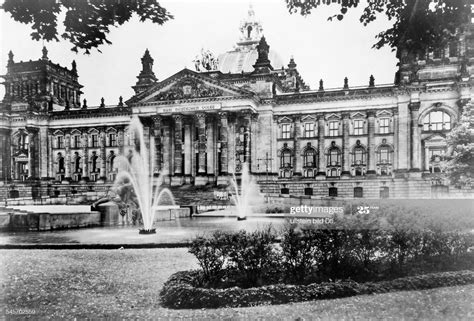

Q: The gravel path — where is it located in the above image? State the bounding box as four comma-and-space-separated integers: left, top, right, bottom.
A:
1, 249, 473, 320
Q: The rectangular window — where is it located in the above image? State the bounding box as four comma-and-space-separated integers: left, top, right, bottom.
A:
304, 123, 315, 138
281, 124, 291, 139
379, 118, 390, 134
73, 135, 80, 148
353, 119, 364, 135
328, 121, 339, 137
57, 136, 64, 149
109, 133, 117, 147
379, 148, 390, 163
329, 187, 338, 197
91, 134, 98, 147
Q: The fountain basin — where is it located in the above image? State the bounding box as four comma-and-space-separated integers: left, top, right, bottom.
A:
138, 228, 156, 234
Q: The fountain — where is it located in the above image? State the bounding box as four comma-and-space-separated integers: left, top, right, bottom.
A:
230, 163, 262, 221
114, 117, 175, 234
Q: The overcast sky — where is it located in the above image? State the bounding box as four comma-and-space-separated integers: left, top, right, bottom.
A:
0, 0, 397, 106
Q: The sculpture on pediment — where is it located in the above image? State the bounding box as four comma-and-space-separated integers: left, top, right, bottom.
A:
154, 78, 224, 101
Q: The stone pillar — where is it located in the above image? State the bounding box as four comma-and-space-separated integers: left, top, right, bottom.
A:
48, 132, 53, 178
228, 115, 236, 175
294, 116, 301, 176
100, 131, 106, 179
341, 113, 351, 177
184, 123, 192, 177
162, 124, 171, 177
367, 111, 376, 174
219, 112, 228, 175
118, 129, 124, 155
393, 109, 399, 171
206, 117, 215, 176
82, 134, 89, 179
173, 114, 184, 176
39, 127, 48, 179
409, 102, 421, 171
27, 131, 35, 179
317, 116, 326, 178
65, 132, 71, 179
196, 113, 207, 175
151, 116, 162, 174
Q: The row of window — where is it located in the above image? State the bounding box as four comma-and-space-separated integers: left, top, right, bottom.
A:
280, 186, 390, 199
280, 144, 393, 168
280, 118, 392, 139
280, 110, 452, 139
54, 133, 118, 149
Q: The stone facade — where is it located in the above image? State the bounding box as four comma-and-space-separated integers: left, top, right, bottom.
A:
0, 8, 473, 200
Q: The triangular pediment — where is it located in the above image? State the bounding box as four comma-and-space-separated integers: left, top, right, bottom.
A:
301, 114, 317, 122
425, 133, 446, 143
128, 69, 254, 105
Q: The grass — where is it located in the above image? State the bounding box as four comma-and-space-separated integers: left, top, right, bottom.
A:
1, 249, 473, 319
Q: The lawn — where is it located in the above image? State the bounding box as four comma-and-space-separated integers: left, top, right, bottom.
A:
1, 249, 473, 319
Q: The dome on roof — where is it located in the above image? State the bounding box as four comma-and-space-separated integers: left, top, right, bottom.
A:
218, 47, 283, 74
216, 4, 284, 74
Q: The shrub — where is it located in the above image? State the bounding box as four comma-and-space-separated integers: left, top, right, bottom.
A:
220, 227, 278, 287
160, 269, 474, 309
280, 224, 320, 283
188, 231, 227, 286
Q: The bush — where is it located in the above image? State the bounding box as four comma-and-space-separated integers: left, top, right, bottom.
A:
220, 227, 278, 287
160, 270, 474, 309
188, 231, 227, 286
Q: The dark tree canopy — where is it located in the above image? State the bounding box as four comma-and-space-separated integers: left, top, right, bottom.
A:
286, 0, 471, 54
1, 0, 173, 54
444, 104, 474, 187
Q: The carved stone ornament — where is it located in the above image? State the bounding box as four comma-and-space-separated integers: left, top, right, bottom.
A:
154, 78, 224, 101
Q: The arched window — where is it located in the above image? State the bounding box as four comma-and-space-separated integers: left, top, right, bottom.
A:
74, 153, 81, 172
91, 152, 99, 173
423, 111, 451, 131
109, 151, 116, 172
352, 146, 366, 166
303, 147, 316, 168
57, 153, 65, 173
280, 149, 292, 168
327, 147, 341, 166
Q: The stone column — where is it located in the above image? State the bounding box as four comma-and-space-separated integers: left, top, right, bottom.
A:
65, 132, 71, 179
99, 130, 106, 179
409, 102, 421, 171
162, 124, 171, 176
39, 127, 48, 179
294, 116, 301, 176
196, 113, 207, 175
393, 109, 399, 171
243, 113, 252, 167
173, 114, 183, 176
206, 117, 215, 176
219, 112, 228, 175
367, 111, 376, 174
27, 131, 35, 179
184, 123, 192, 177
341, 113, 351, 177
48, 132, 53, 178
118, 129, 125, 155
82, 134, 89, 179
317, 116, 326, 178
228, 114, 236, 175
151, 116, 162, 174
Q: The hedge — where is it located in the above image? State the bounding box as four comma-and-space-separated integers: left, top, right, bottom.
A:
160, 269, 474, 309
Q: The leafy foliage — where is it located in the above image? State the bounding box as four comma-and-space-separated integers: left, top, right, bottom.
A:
445, 103, 474, 187
1, 0, 173, 53
285, 0, 471, 53
160, 269, 474, 309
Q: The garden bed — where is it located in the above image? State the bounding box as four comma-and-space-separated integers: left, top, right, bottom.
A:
160, 269, 474, 309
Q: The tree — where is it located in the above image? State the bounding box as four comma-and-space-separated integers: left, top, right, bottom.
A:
444, 103, 474, 187
1, 0, 173, 54
285, 0, 471, 54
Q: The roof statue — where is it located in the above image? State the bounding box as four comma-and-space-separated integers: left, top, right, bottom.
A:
193, 49, 219, 72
